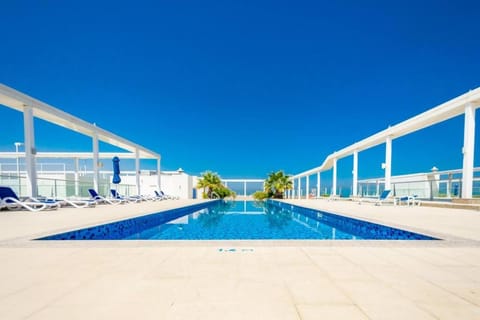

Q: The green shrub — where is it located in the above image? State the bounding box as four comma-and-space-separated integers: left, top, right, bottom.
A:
252, 191, 269, 200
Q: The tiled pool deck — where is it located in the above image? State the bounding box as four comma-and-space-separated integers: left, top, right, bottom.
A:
1, 199, 480, 319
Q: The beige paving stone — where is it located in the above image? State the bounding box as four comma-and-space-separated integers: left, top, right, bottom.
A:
336, 280, 438, 319
165, 300, 301, 320
313, 255, 376, 281
333, 247, 397, 267
234, 280, 293, 304
276, 264, 326, 282
270, 246, 315, 266
359, 303, 437, 320
418, 303, 480, 320
186, 278, 241, 303
377, 274, 475, 306
434, 248, 480, 266
396, 247, 473, 267
2, 199, 480, 319
297, 304, 369, 320
235, 253, 281, 280
434, 280, 480, 306
286, 279, 352, 305
27, 301, 172, 320
0, 280, 84, 319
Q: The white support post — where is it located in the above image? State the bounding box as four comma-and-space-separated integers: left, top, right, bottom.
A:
306, 175, 310, 199
23, 105, 38, 197
332, 158, 337, 196
462, 103, 475, 198
135, 148, 141, 196
316, 172, 320, 198
156, 157, 161, 192
297, 177, 301, 199
92, 132, 99, 192
74, 157, 79, 196
290, 180, 294, 198
243, 181, 246, 197
353, 150, 358, 196
447, 174, 452, 198
385, 136, 392, 191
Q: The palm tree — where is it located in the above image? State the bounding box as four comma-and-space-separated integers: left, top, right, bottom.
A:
197, 171, 222, 199
264, 171, 293, 199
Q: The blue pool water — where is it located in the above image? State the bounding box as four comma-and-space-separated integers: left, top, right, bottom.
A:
37, 200, 437, 240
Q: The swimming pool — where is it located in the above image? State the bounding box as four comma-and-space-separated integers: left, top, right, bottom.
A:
37, 200, 437, 240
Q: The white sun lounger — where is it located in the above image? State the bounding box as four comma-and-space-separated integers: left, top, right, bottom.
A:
0, 186, 60, 212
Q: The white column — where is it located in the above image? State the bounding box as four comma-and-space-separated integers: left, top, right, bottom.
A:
23, 105, 38, 197
316, 172, 320, 198
306, 175, 310, 199
156, 157, 161, 191
353, 150, 358, 196
74, 157, 79, 196
385, 136, 392, 191
462, 103, 475, 198
297, 177, 301, 199
243, 181, 247, 197
92, 132, 99, 192
332, 158, 337, 196
135, 148, 141, 195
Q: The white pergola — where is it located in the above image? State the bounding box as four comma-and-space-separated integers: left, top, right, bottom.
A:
291, 87, 480, 199
0, 84, 161, 197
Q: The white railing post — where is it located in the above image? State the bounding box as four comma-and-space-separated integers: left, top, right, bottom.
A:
332, 158, 337, 196
447, 173, 452, 198
462, 103, 475, 198
385, 136, 392, 191
316, 172, 321, 198
135, 148, 141, 196
297, 177, 301, 199
353, 150, 358, 196
157, 157, 161, 192
306, 175, 310, 199
74, 157, 79, 196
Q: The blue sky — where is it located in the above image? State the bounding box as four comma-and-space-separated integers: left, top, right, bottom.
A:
1, 0, 479, 184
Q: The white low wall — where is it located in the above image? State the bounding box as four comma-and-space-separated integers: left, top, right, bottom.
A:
120, 172, 194, 199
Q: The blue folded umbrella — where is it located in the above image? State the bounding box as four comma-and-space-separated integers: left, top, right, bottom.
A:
112, 156, 121, 184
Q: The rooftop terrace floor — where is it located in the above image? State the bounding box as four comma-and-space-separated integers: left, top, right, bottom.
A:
0, 199, 479, 319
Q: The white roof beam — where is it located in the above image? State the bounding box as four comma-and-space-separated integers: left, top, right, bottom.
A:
0, 84, 160, 160
292, 87, 480, 179
0, 152, 156, 159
